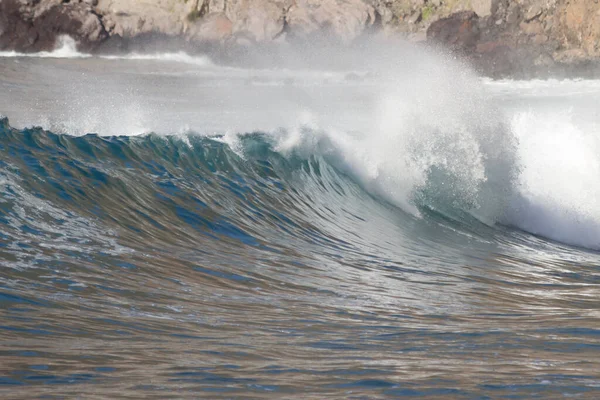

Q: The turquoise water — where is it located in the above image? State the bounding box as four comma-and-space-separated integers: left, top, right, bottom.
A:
1, 50, 600, 398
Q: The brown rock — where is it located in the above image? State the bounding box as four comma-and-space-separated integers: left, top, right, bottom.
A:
188, 12, 232, 42
0, 0, 107, 52
534, 53, 553, 67
558, 0, 600, 57
505, 3, 521, 26
3, 0, 600, 78
426, 11, 480, 51
553, 48, 588, 63
533, 34, 548, 45
524, 2, 544, 22
471, 0, 493, 17
520, 20, 543, 36
94, 0, 195, 38
475, 40, 507, 54
286, 0, 377, 43
227, 0, 289, 42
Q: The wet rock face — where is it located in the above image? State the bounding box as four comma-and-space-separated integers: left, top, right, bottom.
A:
471, 0, 492, 17
186, 0, 377, 44
426, 11, 480, 51
0, 0, 107, 52
187, 12, 233, 43
92, 0, 375, 45
0, 0, 33, 50
558, 0, 600, 59
423, 0, 600, 76
286, 0, 377, 43
0, 0, 363, 49
39, 3, 107, 49
233, 1, 287, 42
218, 0, 291, 43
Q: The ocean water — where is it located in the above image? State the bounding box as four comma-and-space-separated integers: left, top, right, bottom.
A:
1, 38, 600, 398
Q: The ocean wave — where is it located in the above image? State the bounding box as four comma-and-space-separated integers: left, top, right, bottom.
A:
98, 51, 213, 67
0, 35, 213, 67
2, 38, 600, 251
1, 111, 599, 253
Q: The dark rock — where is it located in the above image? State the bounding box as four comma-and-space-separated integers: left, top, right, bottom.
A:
0, 0, 107, 52
426, 11, 480, 51
505, 3, 521, 26
0, 0, 35, 51
286, 0, 377, 44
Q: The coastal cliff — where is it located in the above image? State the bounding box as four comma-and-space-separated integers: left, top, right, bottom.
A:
1, 0, 600, 77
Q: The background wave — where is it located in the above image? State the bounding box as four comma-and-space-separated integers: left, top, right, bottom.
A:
0, 35, 213, 67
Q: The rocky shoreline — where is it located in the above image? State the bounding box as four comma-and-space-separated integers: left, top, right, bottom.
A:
2, 0, 600, 78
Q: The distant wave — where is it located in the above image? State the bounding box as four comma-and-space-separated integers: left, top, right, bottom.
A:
0, 36, 91, 59
99, 52, 213, 67
0, 35, 213, 66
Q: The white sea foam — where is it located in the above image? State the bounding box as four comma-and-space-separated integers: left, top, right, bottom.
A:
0, 35, 213, 67
99, 51, 213, 67
507, 110, 600, 249
273, 68, 600, 250
0, 36, 90, 58
275, 53, 517, 222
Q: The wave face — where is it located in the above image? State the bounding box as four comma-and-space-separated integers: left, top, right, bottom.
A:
2, 48, 600, 398
2, 115, 600, 397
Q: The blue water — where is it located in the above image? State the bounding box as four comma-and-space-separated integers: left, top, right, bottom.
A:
1, 52, 600, 398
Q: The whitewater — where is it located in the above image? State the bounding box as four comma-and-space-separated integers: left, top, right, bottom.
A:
1, 38, 600, 398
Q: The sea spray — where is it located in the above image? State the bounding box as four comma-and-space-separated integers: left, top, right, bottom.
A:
0, 35, 89, 58
507, 110, 600, 249
271, 50, 519, 224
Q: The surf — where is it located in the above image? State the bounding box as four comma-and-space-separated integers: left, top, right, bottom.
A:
2, 38, 600, 252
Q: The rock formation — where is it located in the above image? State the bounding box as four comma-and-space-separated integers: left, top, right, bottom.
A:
88, 0, 378, 45
427, 0, 600, 76
1, 0, 600, 77
0, 0, 107, 52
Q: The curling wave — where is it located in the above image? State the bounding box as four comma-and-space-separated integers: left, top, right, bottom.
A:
1, 110, 598, 269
